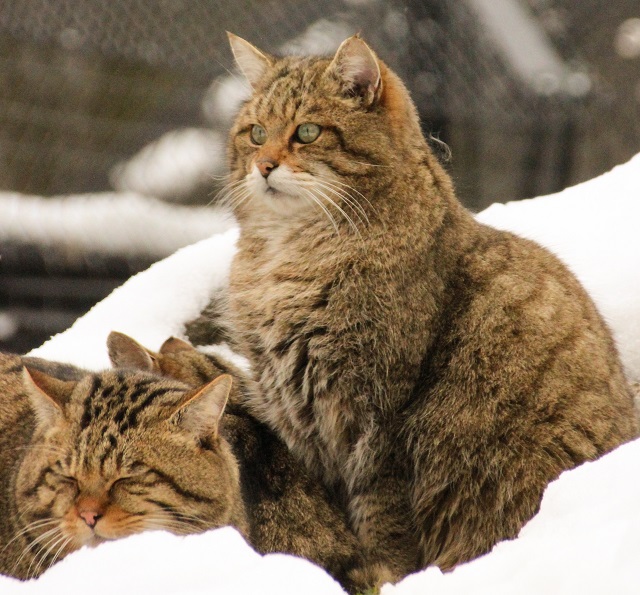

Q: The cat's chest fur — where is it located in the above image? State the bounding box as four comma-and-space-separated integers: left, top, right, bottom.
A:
228, 220, 436, 483
230, 226, 348, 477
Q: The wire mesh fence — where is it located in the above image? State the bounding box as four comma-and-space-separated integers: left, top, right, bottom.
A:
1, 0, 639, 352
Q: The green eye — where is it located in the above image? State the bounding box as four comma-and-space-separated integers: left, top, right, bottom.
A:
250, 124, 267, 145
295, 123, 321, 144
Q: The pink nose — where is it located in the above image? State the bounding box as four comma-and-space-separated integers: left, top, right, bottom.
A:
76, 496, 105, 528
79, 510, 102, 528
256, 159, 277, 178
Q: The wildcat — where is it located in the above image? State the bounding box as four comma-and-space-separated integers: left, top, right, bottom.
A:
206, 32, 639, 582
107, 331, 375, 594
0, 351, 246, 580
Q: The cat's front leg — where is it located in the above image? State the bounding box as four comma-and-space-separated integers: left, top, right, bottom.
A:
343, 434, 422, 586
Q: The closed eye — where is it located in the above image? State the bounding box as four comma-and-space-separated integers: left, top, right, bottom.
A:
109, 464, 155, 493
58, 474, 77, 485
52, 462, 77, 485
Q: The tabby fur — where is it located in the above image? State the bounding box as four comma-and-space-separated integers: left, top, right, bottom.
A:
213, 33, 639, 581
0, 352, 244, 579
107, 331, 375, 594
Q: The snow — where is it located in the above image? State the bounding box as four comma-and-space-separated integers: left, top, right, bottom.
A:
30, 227, 240, 371
0, 192, 233, 260
0, 528, 346, 595
109, 129, 227, 203
4, 152, 640, 593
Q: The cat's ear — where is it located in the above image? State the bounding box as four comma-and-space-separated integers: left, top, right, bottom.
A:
172, 374, 233, 440
327, 35, 382, 107
159, 336, 194, 355
22, 367, 74, 426
107, 331, 158, 372
227, 32, 273, 87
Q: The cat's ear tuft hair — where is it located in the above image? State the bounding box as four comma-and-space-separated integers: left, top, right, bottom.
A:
327, 35, 382, 107
107, 331, 157, 372
227, 32, 273, 88
172, 374, 233, 440
159, 336, 194, 355
22, 367, 74, 427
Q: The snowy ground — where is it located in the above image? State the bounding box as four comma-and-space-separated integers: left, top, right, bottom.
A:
2, 152, 639, 593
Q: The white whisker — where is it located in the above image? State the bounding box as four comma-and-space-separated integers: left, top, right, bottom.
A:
298, 189, 340, 235
346, 159, 391, 169
29, 531, 68, 578
14, 525, 60, 577
312, 180, 371, 228
1, 518, 59, 555
310, 186, 362, 237
208, 178, 247, 207
47, 535, 74, 572
315, 175, 375, 215
207, 172, 233, 182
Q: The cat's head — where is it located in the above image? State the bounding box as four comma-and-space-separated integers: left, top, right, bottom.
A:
225, 33, 425, 226
16, 363, 238, 565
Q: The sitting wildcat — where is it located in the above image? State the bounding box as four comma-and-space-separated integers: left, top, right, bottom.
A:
107, 331, 372, 594
207, 32, 640, 582
0, 351, 245, 580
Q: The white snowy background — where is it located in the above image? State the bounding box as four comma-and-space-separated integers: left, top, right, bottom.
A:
1, 152, 639, 593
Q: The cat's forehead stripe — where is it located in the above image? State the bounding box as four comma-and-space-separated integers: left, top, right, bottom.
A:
254, 58, 323, 123
78, 375, 181, 436
123, 386, 177, 431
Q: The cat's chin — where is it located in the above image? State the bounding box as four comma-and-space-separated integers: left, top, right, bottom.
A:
252, 187, 312, 217
83, 535, 108, 548
247, 167, 315, 217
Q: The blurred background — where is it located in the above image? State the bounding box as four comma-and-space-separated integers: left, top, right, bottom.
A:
1, 0, 639, 353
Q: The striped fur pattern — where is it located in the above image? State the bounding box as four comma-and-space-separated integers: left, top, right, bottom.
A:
107, 331, 379, 594
0, 353, 244, 580
218, 33, 639, 582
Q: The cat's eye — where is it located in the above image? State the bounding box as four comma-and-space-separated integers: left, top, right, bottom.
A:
53, 471, 78, 489
250, 124, 267, 145
52, 462, 77, 485
295, 123, 321, 144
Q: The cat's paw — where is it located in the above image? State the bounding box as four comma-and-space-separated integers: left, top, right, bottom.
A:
345, 561, 396, 595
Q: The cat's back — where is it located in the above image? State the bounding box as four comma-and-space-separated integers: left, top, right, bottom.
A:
403, 223, 637, 567
0, 353, 32, 439
0, 354, 35, 532
427, 223, 636, 438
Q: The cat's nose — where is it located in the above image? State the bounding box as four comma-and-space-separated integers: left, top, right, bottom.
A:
76, 496, 105, 529
256, 159, 278, 178
79, 510, 102, 528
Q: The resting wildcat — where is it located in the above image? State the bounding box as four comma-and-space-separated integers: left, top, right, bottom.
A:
0, 352, 245, 579
209, 33, 639, 581
107, 331, 372, 594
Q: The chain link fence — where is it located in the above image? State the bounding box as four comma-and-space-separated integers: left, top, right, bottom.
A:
1, 0, 639, 352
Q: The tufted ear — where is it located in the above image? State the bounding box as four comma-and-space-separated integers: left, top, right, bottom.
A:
22, 367, 74, 427
327, 35, 382, 107
107, 331, 157, 372
227, 32, 273, 87
171, 374, 233, 440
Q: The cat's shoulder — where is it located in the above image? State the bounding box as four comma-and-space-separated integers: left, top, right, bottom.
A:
0, 352, 23, 374
0, 353, 31, 427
